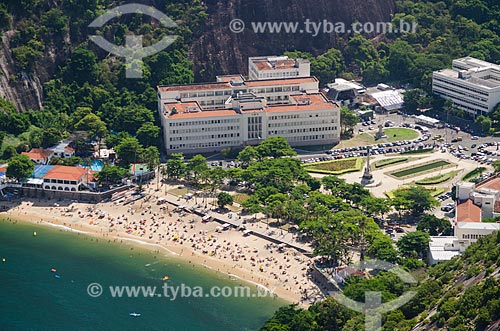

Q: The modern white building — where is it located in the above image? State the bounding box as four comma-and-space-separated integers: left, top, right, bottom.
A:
428, 236, 469, 265
48, 140, 75, 158
159, 92, 340, 154
158, 76, 320, 110
157, 66, 341, 155
432, 57, 500, 116
248, 56, 310, 80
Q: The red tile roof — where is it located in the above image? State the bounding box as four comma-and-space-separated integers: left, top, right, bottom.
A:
477, 176, 500, 191
43, 165, 88, 181
22, 148, 54, 160
456, 200, 481, 223
266, 94, 337, 113
163, 101, 238, 119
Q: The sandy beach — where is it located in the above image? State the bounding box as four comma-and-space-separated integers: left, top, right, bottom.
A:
0, 183, 327, 306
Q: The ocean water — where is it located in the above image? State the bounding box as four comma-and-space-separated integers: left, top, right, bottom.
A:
0, 219, 285, 331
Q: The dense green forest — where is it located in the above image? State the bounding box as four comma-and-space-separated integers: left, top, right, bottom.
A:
286, 0, 500, 90
0, 0, 206, 162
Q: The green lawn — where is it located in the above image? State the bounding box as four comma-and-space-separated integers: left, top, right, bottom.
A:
374, 157, 408, 169
384, 128, 419, 142
304, 157, 363, 175
336, 128, 419, 148
462, 167, 487, 182
389, 160, 453, 179
415, 170, 461, 185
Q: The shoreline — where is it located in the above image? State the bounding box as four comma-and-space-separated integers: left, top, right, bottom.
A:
1, 201, 322, 305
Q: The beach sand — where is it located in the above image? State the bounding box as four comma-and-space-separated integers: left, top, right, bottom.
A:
1, 184, 326, 306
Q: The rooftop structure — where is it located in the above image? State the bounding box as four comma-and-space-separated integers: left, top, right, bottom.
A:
369, 90, 404, 111
428, 236, 469, 265
43, 165, 89, 182
248, 56, 310, 80
48, 140, 75, 158
157, 76, 319, 110
432, 57, 500, 116
324, 79, 366, 104
22, 148, 54, 165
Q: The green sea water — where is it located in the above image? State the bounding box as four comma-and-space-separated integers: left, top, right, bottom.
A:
0, 219, 286, 331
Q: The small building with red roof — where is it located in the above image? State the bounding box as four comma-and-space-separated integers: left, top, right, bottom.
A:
42, 165, 90, 191
22, 148, 54, 165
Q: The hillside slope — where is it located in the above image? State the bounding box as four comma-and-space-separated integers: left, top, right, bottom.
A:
0, 0, 395, 111
260, 232, 500, 331
190, 0, 396, 81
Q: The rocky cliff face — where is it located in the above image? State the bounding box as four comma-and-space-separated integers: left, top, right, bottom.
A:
0, 0, 395, 111
190, 0, 396, 81
0, 32, 44, 112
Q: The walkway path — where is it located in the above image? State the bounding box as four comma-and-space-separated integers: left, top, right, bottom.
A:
160, 190, 314, 254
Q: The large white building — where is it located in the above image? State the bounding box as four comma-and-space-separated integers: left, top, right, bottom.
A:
248, 56, 310, 80
158, 68, 340, 154
159, 91, 340, 154
432, 57, 500, 116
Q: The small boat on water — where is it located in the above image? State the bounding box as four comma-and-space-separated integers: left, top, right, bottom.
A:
162, 275, 169, 281
129, 313, 141, 317
50, 268, 57, 273
54, 274, 61, 279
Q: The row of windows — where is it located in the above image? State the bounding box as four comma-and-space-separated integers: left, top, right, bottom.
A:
44, 185, 78, 191
434, 89, 488, 111
170, 126, 239, 134
169, 141, 234, 150
462, 233, 486, 240
286, 134, 327, 141
258, 71, 300, 79
268, 112, 336, 121
43, 178, 79, 185
170, 133, 240, 141
268, 126, 337, 135
268, 120, 337, 127
169, 119, 240, 126
433, 77, 490, 97
433, 82, 488, 102
180, 90, 232, 98
199, 99, 226, 106
177, 85, 304, 101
